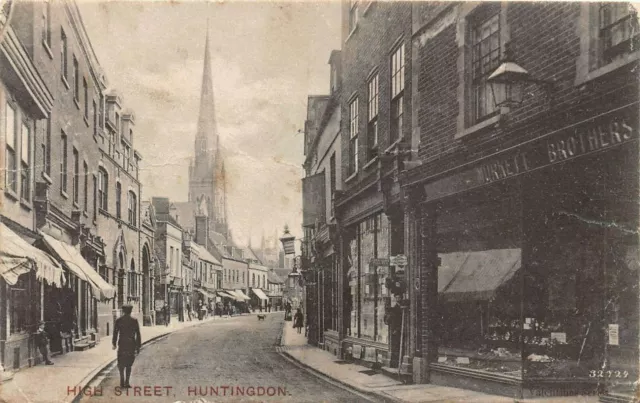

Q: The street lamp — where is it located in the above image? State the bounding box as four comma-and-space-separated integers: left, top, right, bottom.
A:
279, 225, 296, 255
487, 42, 554, 108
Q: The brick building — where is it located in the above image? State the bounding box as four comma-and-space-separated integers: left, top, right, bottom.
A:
305, 1, 639, 400
331, 0, 415, 373
1, 0, 154, 371
402, 2, 638, 400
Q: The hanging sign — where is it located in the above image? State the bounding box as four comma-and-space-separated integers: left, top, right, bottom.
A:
608, 324, 619, 346
370, 258, 390, 267
390, 255, 407, 267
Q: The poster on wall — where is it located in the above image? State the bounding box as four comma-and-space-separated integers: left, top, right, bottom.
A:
609, 324, 620, 346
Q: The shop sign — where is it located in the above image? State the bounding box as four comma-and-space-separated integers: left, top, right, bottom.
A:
424, 106, 637, 202
390, 255, 407, 267
608, 324, 619, 346
550, 332, 567, 344
370, 258, 390, 267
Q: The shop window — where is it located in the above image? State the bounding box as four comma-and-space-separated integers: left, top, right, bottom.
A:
433, 186, 523, 375
9, 272, 38, 335
5, 102, 17, 193
390, 44, 405, 143
20, 121, 30, 201
348, 97, 359, 176
367, 74, 379, 161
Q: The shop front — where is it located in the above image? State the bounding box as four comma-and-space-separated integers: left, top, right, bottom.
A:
342, 211, 394, 368
0, 222, 65, 370
412, 104, 639, 399
40, 233, 116, 350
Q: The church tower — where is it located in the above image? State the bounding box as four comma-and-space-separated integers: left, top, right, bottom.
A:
188, 26, 228, 238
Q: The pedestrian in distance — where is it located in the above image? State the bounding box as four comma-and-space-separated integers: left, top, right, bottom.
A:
293, 308, 304, 334
186, 303, 192, 321
112, 304, 142, 388
35, 321, 54, 365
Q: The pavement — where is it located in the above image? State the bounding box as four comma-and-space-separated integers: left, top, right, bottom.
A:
0, 313, 243, 403
0, 313, 604, 403
278, 322, 602, 403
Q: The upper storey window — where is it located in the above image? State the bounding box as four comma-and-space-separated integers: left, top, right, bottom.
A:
349, 0, 359, 33
470, 9, 501, 124
599, 3, 639, 63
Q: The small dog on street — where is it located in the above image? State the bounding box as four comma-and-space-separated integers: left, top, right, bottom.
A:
257, 314, 266, 321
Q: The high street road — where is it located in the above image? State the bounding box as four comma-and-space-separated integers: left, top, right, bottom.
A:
79, 313, 375, 403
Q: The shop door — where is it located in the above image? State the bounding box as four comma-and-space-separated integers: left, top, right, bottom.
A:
80, 281, 87, 335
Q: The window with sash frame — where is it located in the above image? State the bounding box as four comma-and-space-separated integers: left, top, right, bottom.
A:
348, 97, 359, 176
390, 43, 405, 143
5, 102, 17, 192
470, 8, 501, 125
367, 74, 379, 161
599, 3, 639, 64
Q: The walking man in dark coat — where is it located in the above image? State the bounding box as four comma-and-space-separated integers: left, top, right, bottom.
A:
112, 304, 141, 388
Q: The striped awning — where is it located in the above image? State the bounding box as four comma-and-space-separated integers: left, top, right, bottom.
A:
234, 289, 251, 301
42, 233, 116, 301
251, 288, 269, 301
0, 223, 64, 287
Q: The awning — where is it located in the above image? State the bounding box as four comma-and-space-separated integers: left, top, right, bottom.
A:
251, 288, 269, 301
235, 289, 251, 300
438, 249, 521, 303
195, 287, 215, 299
217, 291, 236, 299
42, 233, 116, 301
0, 223, 65, 286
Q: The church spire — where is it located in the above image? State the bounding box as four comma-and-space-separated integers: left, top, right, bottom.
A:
194, 23, 218, 165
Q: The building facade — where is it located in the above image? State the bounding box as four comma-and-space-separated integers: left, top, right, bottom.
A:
330, 0, 415, 372
301, 50, 343, 351
404, 2, 639, 399
151, 198, 183, 324
305, 1, 640, 401
1, 0, 153, 372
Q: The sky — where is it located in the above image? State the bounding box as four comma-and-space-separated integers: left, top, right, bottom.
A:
78, 1, 341, 247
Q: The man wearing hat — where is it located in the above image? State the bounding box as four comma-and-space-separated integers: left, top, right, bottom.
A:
112, 304, 141, 388
35, 321, 54, 365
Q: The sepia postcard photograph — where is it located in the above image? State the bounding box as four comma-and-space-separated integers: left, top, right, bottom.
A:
0, 0, 639, 402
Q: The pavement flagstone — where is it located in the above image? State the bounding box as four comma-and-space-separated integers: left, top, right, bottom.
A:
0, 315, 229, 403
278, 322, 601, 403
